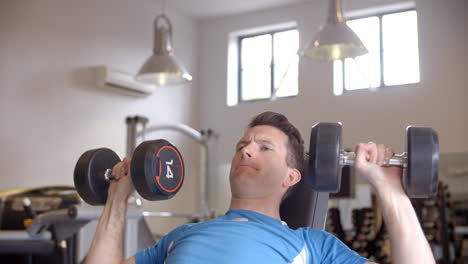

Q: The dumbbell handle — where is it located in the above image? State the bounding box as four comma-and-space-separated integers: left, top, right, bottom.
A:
104, 168, 116, 182
340, 151, 408, 167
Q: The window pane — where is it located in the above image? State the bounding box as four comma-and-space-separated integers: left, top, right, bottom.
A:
240, 34, 272, 101
344, 17, 381, 90
383, 11, 419, 86
333, 60, 344, 95
273, 30, 298, 65
273, 29, 299, 97
241, 34, 272, 70
241, 67, 271, 100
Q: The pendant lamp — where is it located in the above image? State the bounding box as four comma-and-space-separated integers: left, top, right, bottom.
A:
301, 0, 368, 61
136, 7, 192, 86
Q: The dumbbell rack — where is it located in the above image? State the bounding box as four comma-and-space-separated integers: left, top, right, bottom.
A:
126, 116, 217, 222
412, 182, 459, 264
327, 207, 391, 263
327, 183, 463, 263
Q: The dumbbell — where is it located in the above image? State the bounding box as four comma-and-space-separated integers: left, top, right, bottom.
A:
74, 139, 184, 205
308, 123, 439, 198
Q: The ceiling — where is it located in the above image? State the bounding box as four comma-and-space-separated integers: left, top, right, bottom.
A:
169, 0, 308, 19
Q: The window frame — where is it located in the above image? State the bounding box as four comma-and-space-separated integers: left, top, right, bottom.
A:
338, 7, 419, 93
237, 27, 298, 103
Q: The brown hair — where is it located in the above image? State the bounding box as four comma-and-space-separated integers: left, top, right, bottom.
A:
248, 111, 304, 198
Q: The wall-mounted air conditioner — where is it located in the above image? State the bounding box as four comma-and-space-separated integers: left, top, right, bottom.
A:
96, 66, 156, 96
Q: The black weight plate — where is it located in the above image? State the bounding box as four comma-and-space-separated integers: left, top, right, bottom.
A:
131, 139, 185, 201
406, 127, 439, 198
73, 148, 121, 205
308, 122, 343, 192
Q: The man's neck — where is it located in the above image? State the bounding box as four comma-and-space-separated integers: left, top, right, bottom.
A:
228, 196, 282, 220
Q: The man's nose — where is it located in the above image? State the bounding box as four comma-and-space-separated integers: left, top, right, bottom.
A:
241, 143, 254, 158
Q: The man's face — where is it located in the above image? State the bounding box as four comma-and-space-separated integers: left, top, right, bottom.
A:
229, 125, 293, 199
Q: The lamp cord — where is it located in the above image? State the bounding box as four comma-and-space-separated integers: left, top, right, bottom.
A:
351, 57, 377, 91
272, 56, 375, 100
271, 56, 296, 101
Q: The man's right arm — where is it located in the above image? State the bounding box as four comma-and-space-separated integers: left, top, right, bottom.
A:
84, 158, 137, 264
354, 143, 435, 264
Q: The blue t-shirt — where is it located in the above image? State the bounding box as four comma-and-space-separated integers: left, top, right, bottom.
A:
136, 209, 369, 264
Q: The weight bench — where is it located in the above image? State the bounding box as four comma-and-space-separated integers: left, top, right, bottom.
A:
280, 164, 329, 230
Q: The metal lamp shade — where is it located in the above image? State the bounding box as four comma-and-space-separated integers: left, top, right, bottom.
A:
137, 54, 192, 86
301, 0, 368, 61
136, 14, 192, 86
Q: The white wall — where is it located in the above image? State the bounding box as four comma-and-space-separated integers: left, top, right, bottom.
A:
198, 0, 468, 212
0, 0, 200, 234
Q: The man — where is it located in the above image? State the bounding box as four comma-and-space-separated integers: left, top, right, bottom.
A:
85, 111, 435, 264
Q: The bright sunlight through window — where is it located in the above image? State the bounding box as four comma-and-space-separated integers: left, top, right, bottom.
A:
239, 29, 299, 102
334, 9, 420, 95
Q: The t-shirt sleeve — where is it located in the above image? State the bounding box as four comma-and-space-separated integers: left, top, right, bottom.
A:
135, 224, 192, 264
305, 229, 371, 264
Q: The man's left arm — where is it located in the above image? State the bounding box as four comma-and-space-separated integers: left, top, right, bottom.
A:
355, 142, 435, 264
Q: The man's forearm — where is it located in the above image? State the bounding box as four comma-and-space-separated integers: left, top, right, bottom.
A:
377, 189, 435, 264
85, 197, 128, 264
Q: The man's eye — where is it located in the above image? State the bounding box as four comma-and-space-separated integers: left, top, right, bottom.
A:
261, 146, 272, 151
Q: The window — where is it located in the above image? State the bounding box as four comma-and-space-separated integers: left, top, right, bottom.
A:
238, 28, 299, 102
334, 9, 420, 95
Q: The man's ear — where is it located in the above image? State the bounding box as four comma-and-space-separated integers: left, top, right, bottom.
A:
284, 168, 301, 188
